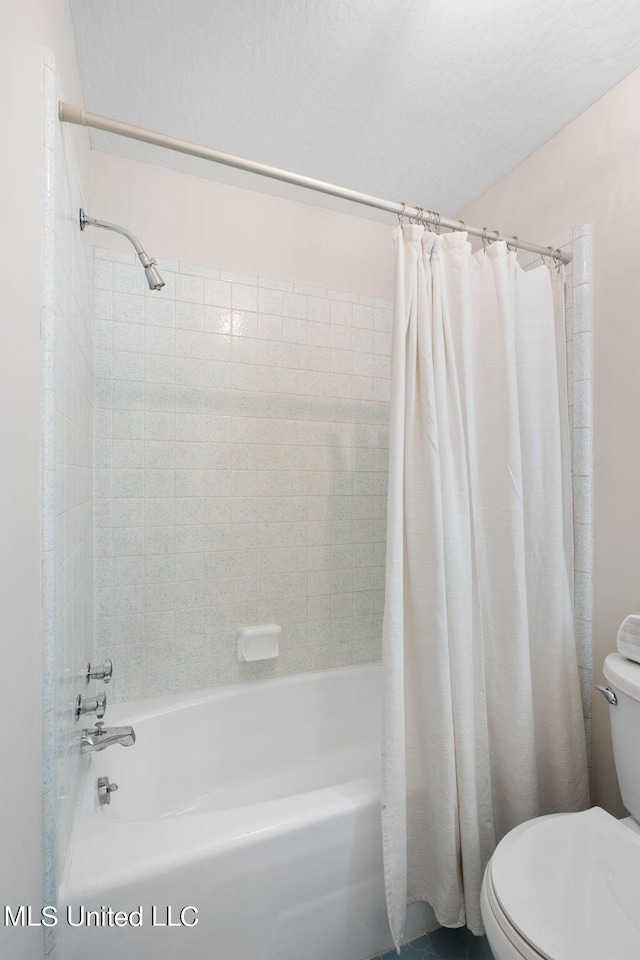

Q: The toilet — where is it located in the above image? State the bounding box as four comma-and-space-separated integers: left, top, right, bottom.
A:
480, 652, 640, 960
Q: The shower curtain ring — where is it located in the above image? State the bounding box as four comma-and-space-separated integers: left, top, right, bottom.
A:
546, 245, 563, 273
542, 245, 557, 268
482, 227, 489, 250
433, 212, 441, 234
398, 202, 407, 225
507, 235, 519, 253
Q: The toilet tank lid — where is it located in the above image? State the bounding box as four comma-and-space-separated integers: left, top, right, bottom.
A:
603, 652, 640, 701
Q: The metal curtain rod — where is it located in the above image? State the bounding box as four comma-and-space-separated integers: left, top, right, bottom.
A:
58, 101, 571, 264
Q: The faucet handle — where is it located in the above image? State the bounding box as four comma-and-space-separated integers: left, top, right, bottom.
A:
85, 659, 112, 684
75, 690, 107, 721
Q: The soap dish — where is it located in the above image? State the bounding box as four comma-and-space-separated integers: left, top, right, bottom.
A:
236, 624, 281, 662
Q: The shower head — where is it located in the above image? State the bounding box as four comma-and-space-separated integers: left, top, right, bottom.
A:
136, 249, 166, 291
79, 208, 165, 291
143, 263, 165, 291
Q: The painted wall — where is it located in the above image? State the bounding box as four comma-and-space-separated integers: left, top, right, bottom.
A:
89, 151, 394, 300
459, 65, 640, 817
0, 2, 88, 958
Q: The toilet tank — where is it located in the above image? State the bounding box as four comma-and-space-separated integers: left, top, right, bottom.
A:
603, 653, 640, 820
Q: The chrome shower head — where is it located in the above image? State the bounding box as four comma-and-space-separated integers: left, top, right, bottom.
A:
143, 262, 165, 291
79, 208, 164, 291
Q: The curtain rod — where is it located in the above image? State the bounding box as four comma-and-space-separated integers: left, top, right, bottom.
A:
58, 101, 571, 264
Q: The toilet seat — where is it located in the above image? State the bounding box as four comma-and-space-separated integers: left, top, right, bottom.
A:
482, 860, 546, 959
482, 807, 640, 960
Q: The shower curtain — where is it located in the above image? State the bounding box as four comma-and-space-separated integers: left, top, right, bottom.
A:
381, 226, 589, 946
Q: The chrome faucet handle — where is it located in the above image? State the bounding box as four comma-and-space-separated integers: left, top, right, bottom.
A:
85, 659, 112, 684
75, 690, 107, 721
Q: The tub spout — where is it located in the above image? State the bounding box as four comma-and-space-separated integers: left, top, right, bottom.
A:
81, 722, 136, 753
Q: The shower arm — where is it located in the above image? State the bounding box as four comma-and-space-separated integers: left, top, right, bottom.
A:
78, 208, 165, 289
80, 208, 153, 267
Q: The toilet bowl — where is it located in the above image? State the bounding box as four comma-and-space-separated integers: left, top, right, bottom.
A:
481, 653, 640, 960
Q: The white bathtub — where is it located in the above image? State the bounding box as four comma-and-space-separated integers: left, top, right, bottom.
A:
58, 663, 434, 960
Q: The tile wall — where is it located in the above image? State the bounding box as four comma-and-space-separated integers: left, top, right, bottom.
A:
93, 248, 392, 701
520, 226, 594, 770
42, 51, 94, 936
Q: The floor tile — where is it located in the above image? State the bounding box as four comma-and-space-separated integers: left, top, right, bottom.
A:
376, 925, 494, 960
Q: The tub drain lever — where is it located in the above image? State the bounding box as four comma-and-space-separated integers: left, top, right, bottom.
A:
97, 776, 118, 806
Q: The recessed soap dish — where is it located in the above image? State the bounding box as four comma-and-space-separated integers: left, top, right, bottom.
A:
236, 624, 281, 662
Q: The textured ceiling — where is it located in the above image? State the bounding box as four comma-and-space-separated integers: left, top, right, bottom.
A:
70, 0, 640, 221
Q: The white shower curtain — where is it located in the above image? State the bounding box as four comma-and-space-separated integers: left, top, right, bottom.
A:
381, 226, 589, 946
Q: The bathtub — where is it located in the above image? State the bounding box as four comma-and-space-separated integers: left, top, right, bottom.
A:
58, 663, 434, 960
